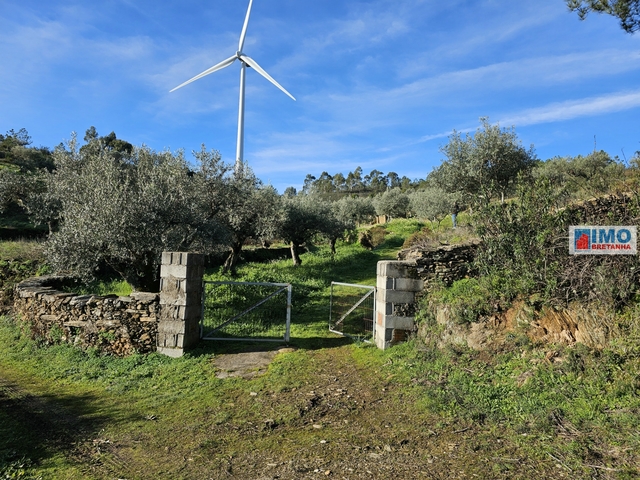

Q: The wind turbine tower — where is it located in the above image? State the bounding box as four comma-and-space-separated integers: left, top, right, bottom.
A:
171, 0, 296, 174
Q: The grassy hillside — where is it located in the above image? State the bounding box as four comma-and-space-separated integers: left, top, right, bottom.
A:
0, 220, 638, 479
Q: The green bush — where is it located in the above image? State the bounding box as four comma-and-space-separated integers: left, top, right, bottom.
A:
427, 278, 496, 324
474, 175, 640, 309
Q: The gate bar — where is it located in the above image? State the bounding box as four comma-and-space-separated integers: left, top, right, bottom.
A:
201, 281, 292, 343
329, 282, 375, 341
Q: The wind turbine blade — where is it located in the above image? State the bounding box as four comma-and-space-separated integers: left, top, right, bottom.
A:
239, 54, 296, 101
238, 0, 254, 53
170, 54, 237, 92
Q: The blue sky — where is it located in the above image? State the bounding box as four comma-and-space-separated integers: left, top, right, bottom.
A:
1, 0, 639, 193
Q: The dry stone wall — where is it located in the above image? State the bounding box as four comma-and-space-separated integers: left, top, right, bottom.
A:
397, 240, 480, 288
14, 276, 159, 356
562, 191, 638, 224
13, 251, 207, 357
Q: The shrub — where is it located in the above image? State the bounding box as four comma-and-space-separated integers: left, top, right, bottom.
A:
474, 175, 640, 309
36, 137, 231, 291
426, 278, 498, 324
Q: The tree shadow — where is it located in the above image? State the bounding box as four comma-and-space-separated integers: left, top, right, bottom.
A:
188, 334, 353, 357
0, 376, 134, 474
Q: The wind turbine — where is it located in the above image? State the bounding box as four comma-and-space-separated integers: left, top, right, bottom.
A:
170, 0, 295, 174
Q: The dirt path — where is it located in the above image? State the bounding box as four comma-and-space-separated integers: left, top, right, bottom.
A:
70, 346, 565, 480
212, 347, 297, 379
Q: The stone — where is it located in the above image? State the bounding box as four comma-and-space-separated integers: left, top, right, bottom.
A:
130, 292, 159, 303
14, 275, 162, 357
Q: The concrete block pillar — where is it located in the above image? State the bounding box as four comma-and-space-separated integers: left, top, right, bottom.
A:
375, 260, 423, 349
157, 252, 204, 357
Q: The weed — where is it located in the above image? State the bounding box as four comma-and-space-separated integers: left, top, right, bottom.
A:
0, 455, 42, 480
68, 278, 132, 296
0, 241, 44, 263
98, 330, 117, 343
47, 325, 64, 344
402, 223, 477, 250
426, 277, 497, 324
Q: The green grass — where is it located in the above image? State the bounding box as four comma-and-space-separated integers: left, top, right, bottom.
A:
401, 215, 478, 251
0, 240, 45, 262
70, 278, 133, 297
204, 221, 423, 343
0, 219, 639, 478
0, 204, 48, 240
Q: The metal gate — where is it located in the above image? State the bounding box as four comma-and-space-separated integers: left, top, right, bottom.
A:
329, 282, 375, 342
201, 281, 292, 342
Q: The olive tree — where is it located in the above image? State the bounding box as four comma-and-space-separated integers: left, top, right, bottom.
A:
323, 203, 356, 255
216, 163, 282, 272
0, 129, 54, 222
332, 196, 376, 226
41, 135, 229, 291
372, 187, 410, 220
431, 118, 536, 205
409, 187, 459, 227
277, 195, 333, 265
532, 151, 625, 198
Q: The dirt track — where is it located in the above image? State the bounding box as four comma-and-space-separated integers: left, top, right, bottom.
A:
39, 346, 571, 479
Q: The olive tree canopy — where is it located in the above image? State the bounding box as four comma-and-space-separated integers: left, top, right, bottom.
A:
40, 134, 230, 291
215, 162, 282, 272
277, 195, 334, 265
409, 187, 460, 226
372, 188, 410, 220
430, 118, 536, 205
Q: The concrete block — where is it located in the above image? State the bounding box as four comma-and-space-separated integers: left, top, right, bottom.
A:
161, 251, 174, 265
156, 346, 184, 358
157, 320, 186, 335
182, 278, 203, 294
377, 276, 395, 290
376, 277, 423, 293
382, 315, 415, 330
377, 289, 416, 305
374, 324, 387, 349
160, 305, 201, 323
177, 305, 202, 321
183, 253, 204, 267
163, 252, 205, 267
377, 261, 417, 279
160, 264, 188, 279
159, 295, 186, 307
394, 278, 424, 292
160, 278, 202, 301
374, 328, 394, 349
183, 328, 200, 348
159, 277, 189, 305
187, 265, 204, 283
374, 299, 394, 315
157, 332, 176, 348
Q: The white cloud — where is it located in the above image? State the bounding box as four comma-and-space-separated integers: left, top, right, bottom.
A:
499, 90, 640, 127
